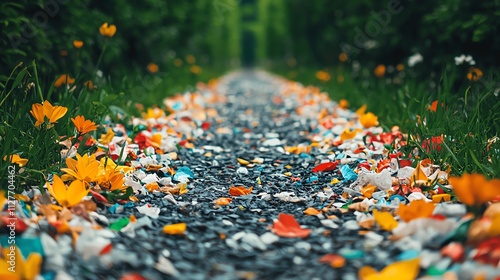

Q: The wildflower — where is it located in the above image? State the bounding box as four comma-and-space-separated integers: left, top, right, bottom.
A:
398, 200, 435, 222
60, 153, 100, 183
454, 54, 475, 66
0, 246, 42, 279
142, 107, 165, 119
30, 100, 68, 127
3, 154, 28, 167
186, 55, 196, 64
45, 175, 88, 208
359, 258, 420, 280
99, 128, 115, 145
339, 53, 348, 62
54, 74, 75, 88
373, 64, 386, 78
449, 173, 500, 206
147, 63, 158, 73
356, 104, 367, 116
338, 99, 349, 109
71, 115, 97, 135
396, 64, 405, 71
408, 53, 423, 67
99, 22, 116, 37
190, 65, 202, 75
315, 70, 331, 82
429, 100, 439, 112
359, 112, 379, 128
73, 40, 83, 48
467, 67, 483, 81
98, 169, 126, 191
83, 80, 94, 90
174, 58, 183, 67
422, 136, 443, 153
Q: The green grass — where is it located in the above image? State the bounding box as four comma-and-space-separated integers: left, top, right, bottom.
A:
272, 64, 500, 178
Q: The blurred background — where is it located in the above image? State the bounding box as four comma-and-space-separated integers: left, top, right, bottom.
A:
2, 0, 499, 79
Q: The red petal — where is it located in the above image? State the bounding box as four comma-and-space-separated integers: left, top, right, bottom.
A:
272, 213, 311, 238
120, 273, 147, 280
312, 161, 338, 172
99, 243, 113, 255
90, 190, 109, 203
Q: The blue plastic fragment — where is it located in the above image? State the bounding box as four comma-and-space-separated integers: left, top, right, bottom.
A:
307, 175, 318, 183
299, 153, 312, 159
388, 194, 406, 202
109, 203, 123, 214
397, 249, 420, 260
0, 236, 44, 258
340, 165, 358, 181
123, 202, 135, 208
173, 166, 194, 181
377, 197, 387, 205
335, 153, 345, 160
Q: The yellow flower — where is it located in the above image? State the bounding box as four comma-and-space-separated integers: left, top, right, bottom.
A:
147, 63, 159, 73
174, 58, 183, 67
4, 154, 28, 167
359, 112, 379, 128
54, 74, 75, 88
98, 169, 126, 191
397, 200, 435, 222
45, 175, 88, 208
449, 173, 500, 206
340, 128, 358, 141
186, 55, 196, 64
100, 128, 115, 145
0, 246, 42, 280
339, 53, 348, 62
359, 258, 420, 280
30, 100, 68, 127
467, 67, 483, 81
190, 65, 202, 75
60, 153, 100, 183
71, 115, 97, 135
163, 223, 187, 235
99, 157, 133, 174
356, 104, 367, 116
99, 22, 116, 37
315, 70, 331, 82
142, 107, 165, 119
374, 64, 386, 78
73, 40, 83, 48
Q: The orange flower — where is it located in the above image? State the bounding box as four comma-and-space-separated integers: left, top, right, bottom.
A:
396, 64, 405, 72
359, 112, 379, 128
3, 154, 28, 167
315, 70, 331, 82
186, 55, 196, 64
356, 104, 367, 116
190, 65, 202, 75
73, 40, 83, 48
374, 64, 386, 78
339, 53, 348, 62
429, 100, 439, 112
54, 74, 75, 88
449, 173, 500, 206
0, 246, 42, 279
338, 99, 349, 109
45, 175, 89, 208
467, 67, 483, 81
83, 80, 94, 90
71, 115, 97, 135
147, 63, 158, 73
30, 100, 68, 127
397, 200, 435, 222
174, 58, 183, 67
99, 22, 116, 37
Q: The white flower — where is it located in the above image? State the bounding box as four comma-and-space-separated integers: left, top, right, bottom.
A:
408, 53, 423, 67
454, 54, 475, 65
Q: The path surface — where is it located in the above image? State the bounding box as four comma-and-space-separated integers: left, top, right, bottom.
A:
54, 71, 496, 280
